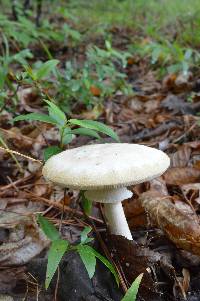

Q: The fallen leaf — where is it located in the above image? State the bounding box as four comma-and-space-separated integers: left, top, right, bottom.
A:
140, 191, 200, 256
164, 167, 200, 185
0, 212, 49, 266
106, 235, 161, 300
90, 85, 101, 96
170, 145, 191, 167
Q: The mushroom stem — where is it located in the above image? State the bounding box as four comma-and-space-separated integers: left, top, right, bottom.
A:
104, 202, 132, 240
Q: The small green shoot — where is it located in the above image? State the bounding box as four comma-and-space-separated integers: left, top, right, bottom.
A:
38, 215, 119, 289
34, 60, 59, 80
46, 239, 69, 289
38, 215, 68, 288
13, 99, 120, 160
121, 273, 143, 301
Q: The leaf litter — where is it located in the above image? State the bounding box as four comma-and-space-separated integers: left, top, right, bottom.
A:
0, 19, 200, 301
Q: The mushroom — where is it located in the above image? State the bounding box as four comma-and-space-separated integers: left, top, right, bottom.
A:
42, 143, 170, 240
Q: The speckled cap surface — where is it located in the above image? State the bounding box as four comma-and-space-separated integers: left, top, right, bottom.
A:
42, 143, 170, 190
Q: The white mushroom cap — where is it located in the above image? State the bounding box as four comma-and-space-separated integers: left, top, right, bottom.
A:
43, 143, 170, 191
43, 143, 170, 240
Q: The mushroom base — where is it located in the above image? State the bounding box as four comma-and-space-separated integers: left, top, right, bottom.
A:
104, 202, 132, 240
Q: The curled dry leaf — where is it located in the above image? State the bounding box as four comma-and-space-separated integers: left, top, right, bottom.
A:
140, 191, 200, 256
0, 212, 49, 266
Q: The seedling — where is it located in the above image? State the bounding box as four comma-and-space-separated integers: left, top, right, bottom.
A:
38, 215, 118, 289
13, 99, 119, 161
121, 273, 143, 301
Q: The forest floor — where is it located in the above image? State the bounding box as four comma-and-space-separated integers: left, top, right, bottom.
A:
0, 1, 200, 300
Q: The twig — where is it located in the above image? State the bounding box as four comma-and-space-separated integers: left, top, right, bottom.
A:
0, 138, 24, 173
0, 145, 42, 164
6, 175, 20, 192
172, 122, 197, 144
54, 266, 60, 301
27, 192, 104, 224
0, 174, 34, 191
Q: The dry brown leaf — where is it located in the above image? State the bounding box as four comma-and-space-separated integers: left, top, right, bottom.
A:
162, 73, 177, 90
106, 235, 161, 300
32, 177, 51, 197
140, 191, 200, 256
0, 267, 26, 293
0, 212, 49, 266
0, 128, 33, 150
124, 198, 146, 229
90, 85, 101, 96
170, 145, 191, 168
164, 167, 200, 185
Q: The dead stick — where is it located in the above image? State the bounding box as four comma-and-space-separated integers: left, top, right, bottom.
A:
0, 174, 35, 191
27, 193, 104, 225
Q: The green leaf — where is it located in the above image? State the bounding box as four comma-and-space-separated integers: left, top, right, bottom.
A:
43, 146, 62, 161
13, 113, 56, 124
62, 133, 74, 145
77, 245, 96, 279
69, 119, 120, 142
46, 239, 69, 289
81, 191, 92, 216
24, 65, 36, 80
92, 248, 119, 286
80, 226, 93, 244
61, 127, 74, 145
38, 214, 60, 241
71, 128, 101, 139
35, 59, 59, 80
44, 99, 66, 126
105, 40, 111, 50
121, 273, 143, 301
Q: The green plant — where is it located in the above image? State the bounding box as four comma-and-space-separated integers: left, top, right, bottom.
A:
132, 40, 200, 76
0, 34, 33, 110
13, 98, 120, 160
55, 41, 132, 111
38, 214, 143, 300
13, 42, 131, 113
121, 273, 143, 301
0, 11, 81, 49
38, 215, 119, 289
